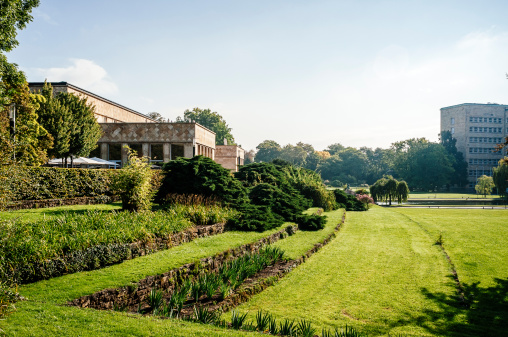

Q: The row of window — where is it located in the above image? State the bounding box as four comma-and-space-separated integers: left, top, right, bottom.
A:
89, 143, 185, 163
468, 117, 504, 124
468, 158, 500, 165
469, 137, 503, 143
468, 126, 503, 133
468, 147, 503, 154
468, 169, 492, 177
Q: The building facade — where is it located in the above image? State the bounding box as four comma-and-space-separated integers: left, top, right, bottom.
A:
440, 103, 508, 187
29, 82, 245, 171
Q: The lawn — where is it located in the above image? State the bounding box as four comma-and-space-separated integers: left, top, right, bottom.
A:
408, 192, 500, 200
234, 206, 508, 336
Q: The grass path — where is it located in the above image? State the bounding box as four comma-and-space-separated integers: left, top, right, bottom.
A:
235, 207, 461, 336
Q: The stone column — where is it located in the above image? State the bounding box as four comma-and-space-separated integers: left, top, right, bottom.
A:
163, 143, 170, 162
100, 143, 108, 160
142, 143, 150, 159
184, 144, 193, 158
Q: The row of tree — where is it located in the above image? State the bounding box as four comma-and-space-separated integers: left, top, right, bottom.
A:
253, 132, 470, 191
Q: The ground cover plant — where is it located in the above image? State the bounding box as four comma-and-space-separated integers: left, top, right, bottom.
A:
0, 204, 236, 284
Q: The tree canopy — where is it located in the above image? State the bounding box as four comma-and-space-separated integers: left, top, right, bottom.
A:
475, 175, 495, 197
492, 160, 508, 199
440, 130, 468, 187
177, 107, 235, 145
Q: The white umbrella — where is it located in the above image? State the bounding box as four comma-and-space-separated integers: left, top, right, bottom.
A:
89, 157, 120, 166
48, 157, 105, 165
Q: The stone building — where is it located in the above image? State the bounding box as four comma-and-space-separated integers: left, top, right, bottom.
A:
29, 82, 245, 171
215, 145, 245, 171
440, 103, 508, 187
29, 82, 156, 123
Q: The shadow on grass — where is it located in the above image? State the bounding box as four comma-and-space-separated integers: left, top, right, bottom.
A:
397, 278, 508, 337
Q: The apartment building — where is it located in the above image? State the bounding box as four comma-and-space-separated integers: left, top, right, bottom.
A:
440, 103, 508, 187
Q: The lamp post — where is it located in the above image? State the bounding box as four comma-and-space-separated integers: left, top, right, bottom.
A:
8, 104, 16, 161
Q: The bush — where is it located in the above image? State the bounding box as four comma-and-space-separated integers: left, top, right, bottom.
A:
157, 156, 248, 206
227, 204, 284, 232
294, 214, 327, 231
111, 147, 154, 211
333, 189, 367, 211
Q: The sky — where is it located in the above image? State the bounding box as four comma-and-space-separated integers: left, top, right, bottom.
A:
8, 0, 508, 151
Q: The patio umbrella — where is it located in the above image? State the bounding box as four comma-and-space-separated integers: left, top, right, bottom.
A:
89, 157, 120, 167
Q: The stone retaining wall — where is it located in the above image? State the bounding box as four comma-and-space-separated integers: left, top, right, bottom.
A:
70, 225, 298, 310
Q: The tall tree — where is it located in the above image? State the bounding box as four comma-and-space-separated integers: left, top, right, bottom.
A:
178, 107, 235, 145
57, 92, 102, 161
393, 139, 454, 190
0, 0, 39, 111
440, 130, 468, 187
325, 143, 345, 156
147, 112, 166, 122
255, 140, 281, 163
493, 160, 508, 199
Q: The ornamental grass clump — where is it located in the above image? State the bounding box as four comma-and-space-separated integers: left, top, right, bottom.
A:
111, 147, 154, 211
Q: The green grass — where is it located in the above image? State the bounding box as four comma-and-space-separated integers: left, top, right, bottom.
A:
0, 202, 122, 222
272, 208, 344, 260
1, 221, 294, 336
408, 192, 501, 200
234, 206, 466, 336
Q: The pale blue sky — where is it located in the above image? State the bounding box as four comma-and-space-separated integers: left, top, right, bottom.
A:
8, 0, 508, 151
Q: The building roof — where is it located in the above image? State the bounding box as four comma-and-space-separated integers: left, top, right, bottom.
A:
441, 103, 508, 110
28, 81, 156, 122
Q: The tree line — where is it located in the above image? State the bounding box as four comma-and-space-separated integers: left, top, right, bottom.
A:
253, 132, 471, 191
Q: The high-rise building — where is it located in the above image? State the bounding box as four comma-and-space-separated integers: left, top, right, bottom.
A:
441, 103, 508, 188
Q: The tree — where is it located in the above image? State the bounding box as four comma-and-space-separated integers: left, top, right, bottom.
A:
0, 80, 52, 165
0, 0, 40, 112
370, 175, 404, 206
36, 82, 102, 164
392, 139, 454, 190
396, 181, 410, 204
178, 107, 235, 145
57, 92, 102, 162
440, 130, 468, 187
492, 160, 508, 199
475, 175, 495, 197
325, 143, 345, 156
255, 140, 281, 163
147, 112, 166, 122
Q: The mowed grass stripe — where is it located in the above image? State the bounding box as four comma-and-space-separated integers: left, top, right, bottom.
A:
392, 208, 508, 287
235, 206, 459, 336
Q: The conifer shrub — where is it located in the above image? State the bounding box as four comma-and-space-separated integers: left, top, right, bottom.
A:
293, 214, 327, 231
333, 189, 367, 211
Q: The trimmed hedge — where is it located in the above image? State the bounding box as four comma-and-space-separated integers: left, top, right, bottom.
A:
0, 166, 163, 207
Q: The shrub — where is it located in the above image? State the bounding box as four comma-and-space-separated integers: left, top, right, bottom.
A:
355, 194, 374, 209
157, 156, 248, 206
294, 214, 327, 231
111, 147, 154, 211
333, 189, 367, 211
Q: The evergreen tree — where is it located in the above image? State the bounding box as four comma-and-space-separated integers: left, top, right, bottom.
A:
440, 130, 468, 187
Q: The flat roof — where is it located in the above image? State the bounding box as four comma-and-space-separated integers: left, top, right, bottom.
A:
441, 103, 508, 110
28, 81, 156, 122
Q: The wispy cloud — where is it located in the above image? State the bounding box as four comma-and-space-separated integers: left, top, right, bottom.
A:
33, 9, 58, 26
33, 59, 118, 95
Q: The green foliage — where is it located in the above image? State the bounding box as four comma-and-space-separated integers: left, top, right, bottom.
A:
297, 319, 317, 337
293, 214, 327, 231
227, 204, 284, 232
475, 175, 495, 197
230, 310, 248, 329
254, 140, 281, 163
0, 205, 235, 284
333, 189, 367, 211
492, 160, 508, 199
157, 155, 248, 206
37, 82, 102, 161
111, 147, 154, 211
440, 130, 468, 187
370, 176, 408, 205
392, 139, 454, 190
0, 166, 116, 209
0, 80, 53, 165
0, 281, 19, 319
178, 107, 235, 145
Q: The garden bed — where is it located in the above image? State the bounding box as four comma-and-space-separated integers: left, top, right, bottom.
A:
71, 213, 345, 321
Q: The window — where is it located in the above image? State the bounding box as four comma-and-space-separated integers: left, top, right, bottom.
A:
128, 144, 143, 157
451, 127, 455, 134
451, 117, 455, 125
171, 144, 184, 160
150, 144, 164, 164
89, 145, 101, 158
108, 144, 122, 161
